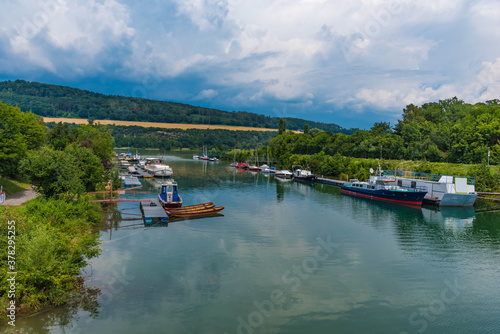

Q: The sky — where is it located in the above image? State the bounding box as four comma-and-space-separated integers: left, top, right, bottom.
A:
0, 0, 499, 129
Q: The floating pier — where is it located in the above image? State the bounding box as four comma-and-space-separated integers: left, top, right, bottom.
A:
140, 199, 168, 224
317, 177, 346, 187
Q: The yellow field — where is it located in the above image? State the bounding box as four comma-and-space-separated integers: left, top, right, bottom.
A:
43, 117, 279, 132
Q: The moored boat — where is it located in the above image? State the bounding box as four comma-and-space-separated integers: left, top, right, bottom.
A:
122, 176, 141, 188
158, 180, 183, 208
167, 202, 215, 212
167, 206, 225, 217
292, 165, 317, 182
236, 162, 249, 169
341, 165, 427, 206
144, 158, 173, 177
275, 170, 293, 179
380, 169, 478, 206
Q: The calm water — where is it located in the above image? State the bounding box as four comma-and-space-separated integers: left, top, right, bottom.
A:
13, 152, 500, 334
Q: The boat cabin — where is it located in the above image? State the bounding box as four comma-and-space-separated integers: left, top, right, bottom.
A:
146, 158, 163, 165
160, 183, 179, 202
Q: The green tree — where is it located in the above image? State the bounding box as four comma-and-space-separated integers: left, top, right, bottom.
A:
279, 118, 287, 135
0, 102, 45, 177
20, 147, 85, 197
65, 144, 105, 192
304, 124, 309, 135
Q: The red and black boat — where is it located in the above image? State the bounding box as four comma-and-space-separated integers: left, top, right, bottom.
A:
340, 172, 427, 206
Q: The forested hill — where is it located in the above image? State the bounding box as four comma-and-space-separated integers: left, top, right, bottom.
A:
0, 80, 352, 133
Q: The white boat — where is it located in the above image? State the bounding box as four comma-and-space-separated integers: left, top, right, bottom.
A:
379, 169, 477, 206
259, 164, 270, 172
193, 155, 199, 159
275, 170, 293, 179
292, 165, 317, 182
144, 158, 173, 177
128, 166, 138, 174
119, 160, 131, 168
122, 176, 141, 188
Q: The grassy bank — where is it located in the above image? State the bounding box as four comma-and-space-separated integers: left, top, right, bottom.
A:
0, 195, 102, 320
0, 177, 31, 197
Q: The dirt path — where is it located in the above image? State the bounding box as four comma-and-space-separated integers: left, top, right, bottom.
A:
2, 187, 38, 206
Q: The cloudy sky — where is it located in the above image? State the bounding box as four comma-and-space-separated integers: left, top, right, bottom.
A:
1, 0, 499, 129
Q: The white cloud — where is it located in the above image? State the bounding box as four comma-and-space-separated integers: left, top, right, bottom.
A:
194, 88, 218, 100
2, 0, 135, 75
0, 0, 499, 128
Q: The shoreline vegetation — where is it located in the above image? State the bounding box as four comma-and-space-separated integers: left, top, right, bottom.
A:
1, 101, 117, 320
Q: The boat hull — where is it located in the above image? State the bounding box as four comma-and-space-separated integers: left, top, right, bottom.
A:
158, 195, 183, 209
293, 176, 317, 183
427, 193, 478, 207
167, 206, 225, 217
341, 186, 426, 206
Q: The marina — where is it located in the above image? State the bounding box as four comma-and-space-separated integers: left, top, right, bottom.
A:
17, 152, 500, 334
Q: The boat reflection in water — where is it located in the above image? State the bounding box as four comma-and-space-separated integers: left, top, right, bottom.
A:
421, 206, 476, 232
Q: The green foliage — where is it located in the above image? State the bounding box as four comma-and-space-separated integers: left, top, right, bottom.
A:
0, 197, 101, 314
65, 144, 105, 192
0, 80, 352, 133
0, 101, 45, 177
303, 124, 309, 135
270, 98, 500, 165
47, 122, 75, 151
0, 177, 31, 197
279, 118, 287, 135
19, 147, 85, 197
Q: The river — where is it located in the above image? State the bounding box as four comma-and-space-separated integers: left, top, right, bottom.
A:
13, 151, 500, 333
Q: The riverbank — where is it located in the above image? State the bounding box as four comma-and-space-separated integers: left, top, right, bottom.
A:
0, 196, 102, 321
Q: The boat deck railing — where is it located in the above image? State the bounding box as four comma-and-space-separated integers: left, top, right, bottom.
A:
381, 170, 475, 185
360, 180, 427, 192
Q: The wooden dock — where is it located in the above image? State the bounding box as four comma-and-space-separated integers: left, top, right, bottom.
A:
140, 199, 168, 224
317, 177, 346, 187
89, 190, 152, 203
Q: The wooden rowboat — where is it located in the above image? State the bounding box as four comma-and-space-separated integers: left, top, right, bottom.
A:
167, 202, 215, 212
167, 206, 225, 217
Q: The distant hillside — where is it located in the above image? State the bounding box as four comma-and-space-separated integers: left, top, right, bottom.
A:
0, 80, 353, 134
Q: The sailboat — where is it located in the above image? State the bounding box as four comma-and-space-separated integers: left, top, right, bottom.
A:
248, 148, 260, 171
230, 148, 237, 167
260, 146, 270, 172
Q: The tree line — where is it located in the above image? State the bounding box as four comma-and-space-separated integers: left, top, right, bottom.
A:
270, 98, 500, 165
0, 80, 352, 133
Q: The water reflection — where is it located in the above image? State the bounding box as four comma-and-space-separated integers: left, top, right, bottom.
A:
14, 152, 500, 334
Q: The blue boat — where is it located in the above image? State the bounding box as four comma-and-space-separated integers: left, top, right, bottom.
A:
122, 176, 141, 188
158, 180, 183, 209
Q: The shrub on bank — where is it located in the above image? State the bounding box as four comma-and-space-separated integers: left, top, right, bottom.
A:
0, 195, 102, 318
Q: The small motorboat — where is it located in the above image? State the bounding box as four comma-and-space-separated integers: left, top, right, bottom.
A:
236, 162, 249, 169
292, 165, 317, 182
122, 176, 141, 188
158, 180, 183, 209
275, 170, 293, 179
